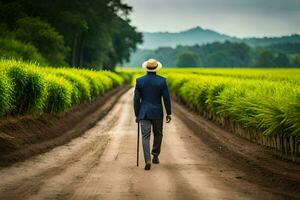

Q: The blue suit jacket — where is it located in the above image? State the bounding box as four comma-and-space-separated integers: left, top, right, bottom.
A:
134, 72, 172, 120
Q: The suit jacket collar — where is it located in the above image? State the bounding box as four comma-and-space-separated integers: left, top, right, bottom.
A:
147, 72, 157, 76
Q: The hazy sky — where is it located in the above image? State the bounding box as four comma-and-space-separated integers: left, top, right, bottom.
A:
125, 0, 300, 37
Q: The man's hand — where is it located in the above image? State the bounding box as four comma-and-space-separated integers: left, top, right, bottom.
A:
135, 117, 139, 123
166, 115, 172, 123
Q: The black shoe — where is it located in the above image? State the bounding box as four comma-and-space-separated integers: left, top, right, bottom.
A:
152, 156, 160, 164
144, 162, 151, 170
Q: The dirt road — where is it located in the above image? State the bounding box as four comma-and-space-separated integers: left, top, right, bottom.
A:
0, 89, 299, 200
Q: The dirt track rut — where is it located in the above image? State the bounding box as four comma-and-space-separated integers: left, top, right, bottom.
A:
0, 89, 298, 200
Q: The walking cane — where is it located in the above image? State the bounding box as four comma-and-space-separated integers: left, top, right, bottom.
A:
137, 121, 140, 166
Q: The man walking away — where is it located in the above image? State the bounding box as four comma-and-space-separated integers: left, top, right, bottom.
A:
134, 58, 172, 171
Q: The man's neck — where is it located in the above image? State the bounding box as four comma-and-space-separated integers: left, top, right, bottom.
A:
147, 72, 156, 75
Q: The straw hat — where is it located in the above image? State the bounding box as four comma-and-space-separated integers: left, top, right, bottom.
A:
142, 58, 162, 72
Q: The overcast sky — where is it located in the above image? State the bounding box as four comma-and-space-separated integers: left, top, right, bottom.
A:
124, 0, 300, 37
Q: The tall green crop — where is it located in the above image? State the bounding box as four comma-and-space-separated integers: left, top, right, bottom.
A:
161, 70, 300, 138
0, 72, 13, 116
6, 65, 47, 114
44, 75, 73, 113
0, 59, 127, 117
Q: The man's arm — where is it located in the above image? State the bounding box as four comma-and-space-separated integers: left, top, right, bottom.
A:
162, 79, 172, 122
133, 81, 141, 122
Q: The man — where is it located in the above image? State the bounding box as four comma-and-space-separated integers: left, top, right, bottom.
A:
134, 58, 172, 171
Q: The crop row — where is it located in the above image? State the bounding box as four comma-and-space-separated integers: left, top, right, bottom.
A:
0, 59, 128, 116
161, 71, 300, 156
160, 68, 300, 84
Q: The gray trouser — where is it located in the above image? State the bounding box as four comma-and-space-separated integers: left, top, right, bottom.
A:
140, 119, 163, 163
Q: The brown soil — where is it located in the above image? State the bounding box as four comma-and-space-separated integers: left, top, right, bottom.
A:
0, 88, 299, 200
0, 85, 130, 166
173, 99, 300, 199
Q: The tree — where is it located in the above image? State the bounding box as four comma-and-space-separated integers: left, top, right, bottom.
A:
0, 37, 46, 64
104, 16, 143, 70
290, 54, 300, 67
274, 53, 290, 67
206, 51, 230, 67
176, 52, 201, 67
0, 0, 142, 69
126, 41, 299, 68
15, 17, 69, 66
255, 50, 275, 67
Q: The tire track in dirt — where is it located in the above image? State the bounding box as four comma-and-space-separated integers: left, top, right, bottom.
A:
0, 96, 124, 200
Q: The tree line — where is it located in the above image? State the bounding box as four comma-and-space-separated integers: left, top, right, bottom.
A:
126, 41, 300, 68
0, 0, 142, 70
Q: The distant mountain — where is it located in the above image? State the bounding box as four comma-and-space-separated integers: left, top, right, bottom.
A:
139, 26, 300, 49
140, 27, 237, 49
